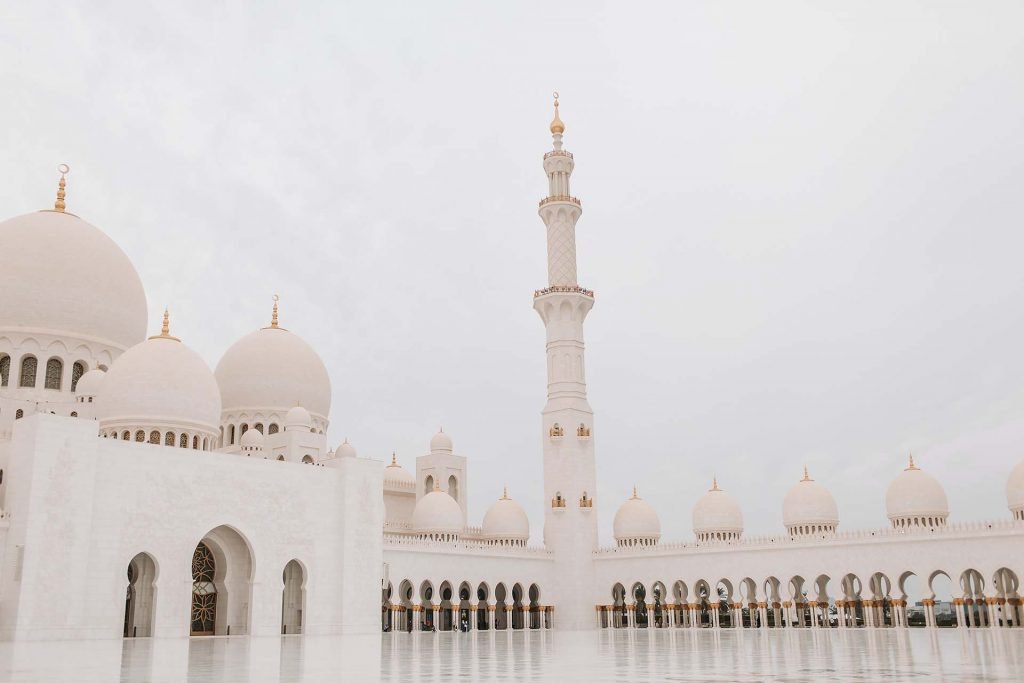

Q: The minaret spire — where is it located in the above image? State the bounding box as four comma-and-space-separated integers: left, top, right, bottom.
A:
54, 163, 69, 212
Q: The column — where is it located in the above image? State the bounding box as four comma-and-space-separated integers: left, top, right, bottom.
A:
690, 603, 699, 628
413, 605, 422, 632
987, 599, 997, 628
711, 605, 720, 629
506, 605, 513, 630
549, 606, 555, 629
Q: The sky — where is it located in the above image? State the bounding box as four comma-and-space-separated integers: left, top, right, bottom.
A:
2, 1, 1023, 544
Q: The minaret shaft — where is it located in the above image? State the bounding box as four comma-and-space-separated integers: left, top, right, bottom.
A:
534, 95, 598, 630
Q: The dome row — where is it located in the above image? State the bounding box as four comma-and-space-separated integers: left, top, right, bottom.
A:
614, 456, 1023, 546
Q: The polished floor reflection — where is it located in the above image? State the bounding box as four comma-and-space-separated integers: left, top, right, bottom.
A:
0, 629, 1021, 682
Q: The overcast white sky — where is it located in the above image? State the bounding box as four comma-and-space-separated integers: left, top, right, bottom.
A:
2, 2, 1024, 544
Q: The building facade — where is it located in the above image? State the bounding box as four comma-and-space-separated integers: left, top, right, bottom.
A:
0, 101, 1022, 641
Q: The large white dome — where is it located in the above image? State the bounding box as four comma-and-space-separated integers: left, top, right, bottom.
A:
783, 467, 839, 534
96, 317, 221, 439
613, 488, 661, 546
1007, 459, 1024, 518
215, 324, 331, 422
692, 479, 744, 541
482, 489, 530, 544
0, 210, 147, 350
412, 486, 463, 536
885, 456, 949, 527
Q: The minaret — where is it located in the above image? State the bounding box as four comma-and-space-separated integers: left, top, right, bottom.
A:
533, 93, 598, 629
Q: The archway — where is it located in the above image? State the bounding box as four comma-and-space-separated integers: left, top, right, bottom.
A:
763, 577, 782, 628
190, 526, 254, 636
419, 581, 435, 631
528, 584, 541, 629
695, 580, 713, 627
123, 552, 157, 638
494, 583, 508, 630
382, 581, 394, 632
281, 559, 306, 634
740, 577, 758, 628
399, 580, 414, 632
511, 583, 525, 629
993, 567, 1021, 627
632, 583, 648, 628
458, 582, 472, 631
476, 583, 490, 630
651, 582, 667, 628
611, 583, 627, 628
439, 581, 454, 631
716, 579, 734, 628
672, 581, 688, 628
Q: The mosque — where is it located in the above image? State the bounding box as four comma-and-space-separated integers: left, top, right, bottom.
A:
0, 98, 1022, 641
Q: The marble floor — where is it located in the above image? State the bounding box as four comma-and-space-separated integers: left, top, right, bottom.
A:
0, 628, 1021, 682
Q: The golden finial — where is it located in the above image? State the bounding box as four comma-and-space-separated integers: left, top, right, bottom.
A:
149, 308, 180, 341
390, 452, 397, 466
631, 485, 639, 499
54, 163, 69, 212
550, 91, 565, 135
270, 294, 279, 328
802, 465, 812, 482
906, 452, 918, 471
710, 476, 720, 492
502, 486, 509, 500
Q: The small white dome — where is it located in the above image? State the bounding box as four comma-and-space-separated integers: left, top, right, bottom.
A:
613, 488, 661, 545
1007, 459, 1024, 515
240, 428, 264, 448
73, 368, 106, 396
284, 405, 311, 430
885, 455, 949, 526
430, 429, 453, 453
384, 454, 415, 488
783, 467, 839, 532
214, 322, 331, 422
412, 485, 463, 535
482, 489, 530, 543
335, 440, 357, 458
0, 210, 148, 350
96, 319, 221, 438
692, 479, 743, 540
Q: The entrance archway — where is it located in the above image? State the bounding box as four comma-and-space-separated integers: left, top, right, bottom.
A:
189, 525, 254, 636
281, 559, 306, 634
123, 552, 157, 637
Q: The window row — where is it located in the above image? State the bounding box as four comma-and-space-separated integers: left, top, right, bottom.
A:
0, 354, 87, 391
101, 429, 214, 451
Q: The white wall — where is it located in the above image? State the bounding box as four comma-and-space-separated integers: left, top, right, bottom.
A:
0, 414, 382, 640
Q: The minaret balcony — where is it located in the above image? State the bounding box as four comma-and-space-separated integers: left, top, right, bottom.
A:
543, 150, 574, 160
534, 285, 594, 299
538, 195, 581, 208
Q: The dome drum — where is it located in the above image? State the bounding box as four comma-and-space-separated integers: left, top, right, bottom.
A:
411, 485, 463, 541
783, 468, 839, 538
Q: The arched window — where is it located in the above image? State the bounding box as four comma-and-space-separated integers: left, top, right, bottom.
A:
165, 432, 175, 446
268, 423, 279, 435
19, 356, 37, 388
44, 358, 63, 390
277, 455, 285, 461
0, 354, 9, 387
70, 411, 78, 418
302, 455, 314, 464
448, 475, 459, 502
71, 361, 85, 391
424, 475, 434, 495
240, 423, 249, 435
15, 409, 24, 420
148, 430, 160, 444
228, 425, 236, 444
202, 437, 208, 450
254, 423, 264, 434
122, 430, 130, 440
180, 433, 189, 448
135, 430, 145, 442
192, 435, 199, 449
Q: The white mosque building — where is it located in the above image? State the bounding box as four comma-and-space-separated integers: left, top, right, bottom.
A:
0, 99, 1023, 641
